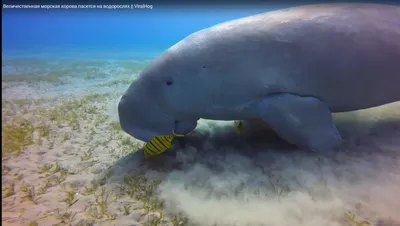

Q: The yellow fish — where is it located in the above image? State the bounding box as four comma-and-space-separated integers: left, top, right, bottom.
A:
144, 132, 185, 157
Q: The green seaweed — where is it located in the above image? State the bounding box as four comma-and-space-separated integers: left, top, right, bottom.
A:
122, 205, 130, 215
20, 183, 41, 205
96, 78, 133, 87
109, 121, 122, 133
54, 208, 77, 224
2, 117, 35, 156
2, 182, 15, 198
28, 221, 39, 226
344, 211, 372, 226
2, 72, 66, 85
170, 215, 189, 226
123, 175, 164, 212
84, 187, 117, 220
63, 191, 78, 207
80, 148, 93, 161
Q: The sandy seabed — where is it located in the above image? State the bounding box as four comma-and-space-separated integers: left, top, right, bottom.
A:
2, 55, 400, 226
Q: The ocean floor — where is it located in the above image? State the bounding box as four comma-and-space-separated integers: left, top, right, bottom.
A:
2, 54, 400, 226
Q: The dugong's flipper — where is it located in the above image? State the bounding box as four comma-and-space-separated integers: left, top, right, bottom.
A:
259, 93, 342, 152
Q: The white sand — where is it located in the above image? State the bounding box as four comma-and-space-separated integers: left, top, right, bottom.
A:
2, 57, 400, 226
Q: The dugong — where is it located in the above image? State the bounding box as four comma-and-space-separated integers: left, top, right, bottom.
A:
118, 3, 400, 153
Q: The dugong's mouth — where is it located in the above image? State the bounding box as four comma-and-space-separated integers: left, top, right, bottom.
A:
123, 126, 154, 142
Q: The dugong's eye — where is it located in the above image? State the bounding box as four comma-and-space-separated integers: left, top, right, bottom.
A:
165, 80, 173, 86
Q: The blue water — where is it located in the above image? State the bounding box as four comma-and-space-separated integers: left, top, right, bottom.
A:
3, 1, 398, 58
2, 4, 298, 58
3, 1, 399, 58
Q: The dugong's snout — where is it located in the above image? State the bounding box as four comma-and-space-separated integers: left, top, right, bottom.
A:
117, 93, 176, 142
117, 95, 150, 141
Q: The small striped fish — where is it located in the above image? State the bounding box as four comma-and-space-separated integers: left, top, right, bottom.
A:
144, 132, 184, 157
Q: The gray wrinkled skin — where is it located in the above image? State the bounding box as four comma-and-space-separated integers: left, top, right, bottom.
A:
118, 3, 400, 151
